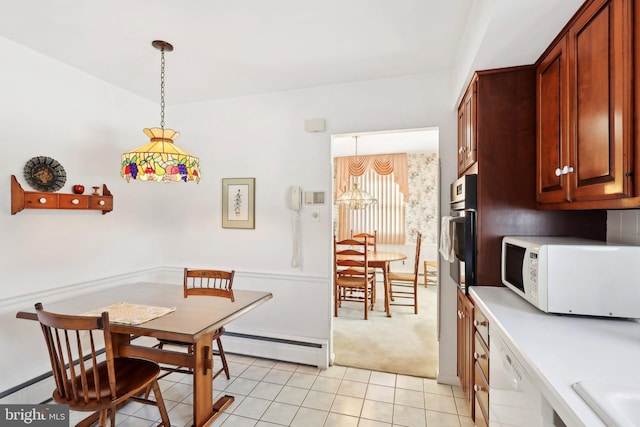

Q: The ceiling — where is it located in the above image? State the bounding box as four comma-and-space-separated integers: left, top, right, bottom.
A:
0, 0, 584, 106
332, 128, 439, 156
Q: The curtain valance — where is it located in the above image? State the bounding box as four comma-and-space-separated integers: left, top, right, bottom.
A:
335, 153, 408, 202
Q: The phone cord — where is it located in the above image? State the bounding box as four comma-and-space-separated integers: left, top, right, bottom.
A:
291, 210, 300, 267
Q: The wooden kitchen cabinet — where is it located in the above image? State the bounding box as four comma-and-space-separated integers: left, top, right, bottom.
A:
457, 76, 477, 176
473, 304, 490, 426
536, 0, 636, 209
457, 65, 606, 287
457, 287, 474, 415
458, 287, 491, 425
454, 64, 607, 422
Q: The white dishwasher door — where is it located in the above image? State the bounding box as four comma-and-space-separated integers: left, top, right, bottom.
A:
490, 330, 557, 426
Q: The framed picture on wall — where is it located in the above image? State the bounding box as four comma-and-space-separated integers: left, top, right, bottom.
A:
222, 178, 255, 229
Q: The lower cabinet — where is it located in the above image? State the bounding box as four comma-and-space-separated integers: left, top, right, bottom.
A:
458, 287, 490, 425
473, 305, 490, 427
457, 288, 474, 415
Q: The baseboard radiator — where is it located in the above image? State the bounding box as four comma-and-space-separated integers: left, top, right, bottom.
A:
222, 331, 329, 370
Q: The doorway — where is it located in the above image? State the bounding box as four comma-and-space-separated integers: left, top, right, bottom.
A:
330, 127, 440, 378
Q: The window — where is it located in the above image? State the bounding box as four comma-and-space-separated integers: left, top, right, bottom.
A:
335, 153, 408, 244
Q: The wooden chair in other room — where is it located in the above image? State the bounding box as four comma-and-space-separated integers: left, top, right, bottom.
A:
388, 232, 422, 314
351, 230, 378, 251
35, 302, 170, 427
334, 236, 377, 320
155, 268, 235, 381
424, 260, 438, 287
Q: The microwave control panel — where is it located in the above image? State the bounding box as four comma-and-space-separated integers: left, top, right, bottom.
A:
528, 252, 538, 300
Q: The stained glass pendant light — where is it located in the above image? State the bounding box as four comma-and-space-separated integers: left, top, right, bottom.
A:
335, 136, 377, 210
121, 40, 200, 183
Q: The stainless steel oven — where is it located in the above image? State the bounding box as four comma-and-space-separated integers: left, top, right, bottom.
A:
449, 174, 477, 294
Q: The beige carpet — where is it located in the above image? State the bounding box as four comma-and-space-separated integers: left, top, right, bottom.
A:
332, 280, 438, 378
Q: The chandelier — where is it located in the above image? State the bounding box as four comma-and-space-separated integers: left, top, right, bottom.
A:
121, 40, 200, 183
335, 136, 378, 210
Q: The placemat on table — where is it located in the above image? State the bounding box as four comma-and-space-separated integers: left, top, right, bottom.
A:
82, 301, 175, 325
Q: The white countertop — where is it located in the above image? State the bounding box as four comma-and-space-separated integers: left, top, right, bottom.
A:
470, 286, 640, 427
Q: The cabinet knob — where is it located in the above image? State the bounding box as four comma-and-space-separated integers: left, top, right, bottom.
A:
99, 200, 105, 206
473, 384, 485, 392
473, 351, 486, 360
474, 319, 487, 327
71, 199, 79, 205
39, 197, 47, 204
555, 165, 575, 176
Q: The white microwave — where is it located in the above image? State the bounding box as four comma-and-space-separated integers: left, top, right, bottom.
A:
501, 236, 640, 318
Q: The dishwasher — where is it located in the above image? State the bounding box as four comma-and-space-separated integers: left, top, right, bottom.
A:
490, 329, 565, 426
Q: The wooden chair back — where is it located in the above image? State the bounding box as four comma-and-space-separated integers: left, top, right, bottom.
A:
412, 232, 423, 277
184, 268, 235, 301
351, 230, 377, 251
388, 232, 423, 314
335, 237, 370, 278
36, 302, 116, 406
35, 302, 170, 426
334, 236, 376, 319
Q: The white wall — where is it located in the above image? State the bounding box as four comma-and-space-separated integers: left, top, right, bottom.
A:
607, 210, 640, 244
168, 73, 458, 382
0, 36, 165, 295
0, 35, 460, 393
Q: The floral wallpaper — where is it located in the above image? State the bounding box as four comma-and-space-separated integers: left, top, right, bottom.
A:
406, 153, 438, 245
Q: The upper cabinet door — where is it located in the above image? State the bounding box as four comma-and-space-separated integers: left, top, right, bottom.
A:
537, 0, 635, 208
458, 78, 477, 176
537, 38, 570, 203
567, 0, 633, 202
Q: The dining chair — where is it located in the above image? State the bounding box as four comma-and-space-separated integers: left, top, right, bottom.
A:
351, 230, 377, 251
155, 268, 235, 381
388, 232, 422, 314
334, 236, 377, 320
34, 302, 170, 427
424, 260, 438, 287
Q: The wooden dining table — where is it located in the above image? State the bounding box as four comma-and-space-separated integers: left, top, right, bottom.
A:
338, 251, 407, 317
16, 282, 272, 427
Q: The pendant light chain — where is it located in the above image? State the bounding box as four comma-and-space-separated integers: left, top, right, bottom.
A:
160, 47, 166, 130
354, 135, 358, 160
353, 135, 359, 184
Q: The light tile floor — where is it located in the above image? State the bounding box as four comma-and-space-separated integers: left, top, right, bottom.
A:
68, 353, 473, 427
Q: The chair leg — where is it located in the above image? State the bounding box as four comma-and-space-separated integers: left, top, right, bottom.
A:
216, 337, 231, 380
97, 409, 108, 427
151, 379, 171, 427
424, 261, 427, 287
364, 285, 369, 320
372, 276, 377, 302
414, 281, 419, 314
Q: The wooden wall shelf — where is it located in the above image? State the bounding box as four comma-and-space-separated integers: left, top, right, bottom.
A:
11, 175, 113, 215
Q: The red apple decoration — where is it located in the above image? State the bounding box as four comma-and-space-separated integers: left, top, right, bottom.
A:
72, 185, 85, 194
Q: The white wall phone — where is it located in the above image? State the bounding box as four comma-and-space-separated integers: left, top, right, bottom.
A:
288, 185, 302, 211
